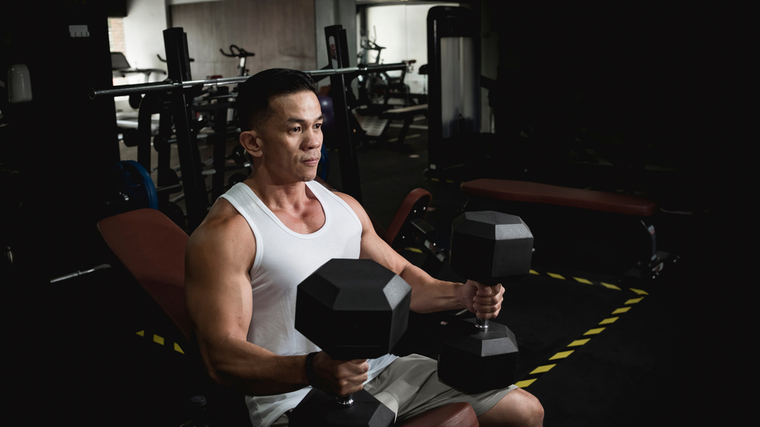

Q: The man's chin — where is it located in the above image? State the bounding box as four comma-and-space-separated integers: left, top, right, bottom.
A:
302, 171, 318, 182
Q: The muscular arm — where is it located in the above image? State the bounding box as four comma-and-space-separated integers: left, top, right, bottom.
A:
335, 192, 503, 317
185, 200, 308, 395
185, 199, 368, 397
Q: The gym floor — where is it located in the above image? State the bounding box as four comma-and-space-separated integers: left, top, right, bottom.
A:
5, 108, 748, 426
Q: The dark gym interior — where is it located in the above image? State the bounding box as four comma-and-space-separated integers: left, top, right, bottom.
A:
1, 1, 755, 426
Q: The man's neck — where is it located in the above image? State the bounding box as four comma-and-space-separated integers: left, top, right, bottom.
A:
245, 176, 311, 211
245, 177, 325, 234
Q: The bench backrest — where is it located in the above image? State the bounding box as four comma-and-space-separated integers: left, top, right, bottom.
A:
97, 208, 192, 342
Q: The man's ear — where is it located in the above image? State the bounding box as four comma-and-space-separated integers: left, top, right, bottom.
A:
239, 130, 263, 158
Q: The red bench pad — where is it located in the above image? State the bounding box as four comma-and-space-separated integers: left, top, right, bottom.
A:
97, 208, 192, 342
461, 179, 656, 216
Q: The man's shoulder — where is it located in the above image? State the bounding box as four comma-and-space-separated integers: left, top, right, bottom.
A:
188, 198, 251, 248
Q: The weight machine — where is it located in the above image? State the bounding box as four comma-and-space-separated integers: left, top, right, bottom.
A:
91, 25, 408, 231
426, 6, 481, 177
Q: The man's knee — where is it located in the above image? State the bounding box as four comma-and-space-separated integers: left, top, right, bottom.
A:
479, 388, 544, 427
518, 391, 544, 427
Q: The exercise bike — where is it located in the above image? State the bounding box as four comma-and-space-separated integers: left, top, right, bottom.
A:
219, 45, 256, 77
356, 31, 414, 114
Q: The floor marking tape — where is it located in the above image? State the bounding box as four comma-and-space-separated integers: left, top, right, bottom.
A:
549, 350, 574, 360
518, 293, 646, 389
532, 269, 632, 291
429, 178, 456, 184
530, 364, 556, 374
515, 378, 537, 388
135, 330, 185, 355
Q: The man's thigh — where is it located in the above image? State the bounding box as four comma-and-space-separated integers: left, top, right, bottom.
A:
364, 354, 516, 422
276, 354, 516, 425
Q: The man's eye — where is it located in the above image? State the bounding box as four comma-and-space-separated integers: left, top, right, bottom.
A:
315, 123, 322, 129
291, 126, 301, 132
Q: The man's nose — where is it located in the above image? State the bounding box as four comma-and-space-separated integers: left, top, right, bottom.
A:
303, 128, 322, 150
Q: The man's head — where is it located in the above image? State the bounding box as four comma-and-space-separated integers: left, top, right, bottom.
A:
236, 68, 324, 183
236, 68, 318, 132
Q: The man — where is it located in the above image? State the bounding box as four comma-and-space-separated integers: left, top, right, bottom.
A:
185, 68, 543, 427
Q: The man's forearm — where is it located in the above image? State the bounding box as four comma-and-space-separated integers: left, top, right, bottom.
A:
400, 263, 466, 313
202, 338, 310, 396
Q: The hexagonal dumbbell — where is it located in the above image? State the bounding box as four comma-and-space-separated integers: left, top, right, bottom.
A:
438, 211, 533, 394
290, 258, 412, 427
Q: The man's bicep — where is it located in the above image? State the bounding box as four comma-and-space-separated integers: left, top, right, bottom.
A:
187, 268, 252, 341
185, 224, 254, 342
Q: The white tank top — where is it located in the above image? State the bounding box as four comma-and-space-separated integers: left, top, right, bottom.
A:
219, 181, 398, 427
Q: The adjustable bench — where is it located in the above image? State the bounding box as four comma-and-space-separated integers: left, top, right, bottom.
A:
461, 179, 657, 217
98, 208, 192, 343
460, 179, 668, 279
97, 208, 478, 427
380, 103, 428, 150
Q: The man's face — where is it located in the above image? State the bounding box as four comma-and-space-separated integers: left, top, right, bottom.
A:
257, 91, 324, 183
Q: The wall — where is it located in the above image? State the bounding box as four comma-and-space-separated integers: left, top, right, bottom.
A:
363, 2, 495, 132
170, 0, 317, 80
122, 0, 170, 83
362, 4, 439, 96
315, 0, 357, 72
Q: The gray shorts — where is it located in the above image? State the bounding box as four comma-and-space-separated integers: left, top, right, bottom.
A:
273, 354, 516, 425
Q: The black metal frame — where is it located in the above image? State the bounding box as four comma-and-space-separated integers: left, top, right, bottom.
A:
426, 6, 481, 175
324, 25, 363, 202
91, 26, 406, 230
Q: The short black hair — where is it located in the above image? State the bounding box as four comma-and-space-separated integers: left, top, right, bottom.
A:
235, 68, 318, 131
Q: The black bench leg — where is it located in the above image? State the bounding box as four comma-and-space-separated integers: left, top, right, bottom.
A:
393, 115, 414, 152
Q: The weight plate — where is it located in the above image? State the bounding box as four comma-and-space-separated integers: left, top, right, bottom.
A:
113, 160, 159, 210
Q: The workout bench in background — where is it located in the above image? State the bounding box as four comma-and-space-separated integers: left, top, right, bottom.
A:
97, 207, 478, 427
460, 179, 671, 280
380, 103, 428, 151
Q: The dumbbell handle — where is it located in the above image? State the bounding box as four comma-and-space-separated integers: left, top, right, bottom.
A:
473, 281, 501, 330
337, 394, 354, 406
307, 352, 356, 406
475, 317, 490, 330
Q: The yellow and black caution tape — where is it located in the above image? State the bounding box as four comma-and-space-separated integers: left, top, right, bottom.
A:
515, 287, 648, 389
529, 269, 653, 293
428, 177, 457, 185
135, 330, 186, 355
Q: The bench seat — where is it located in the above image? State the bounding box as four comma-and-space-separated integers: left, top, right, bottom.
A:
380, 104, 428, 149
382, 103, 428, 116
461, 179, 657, 217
